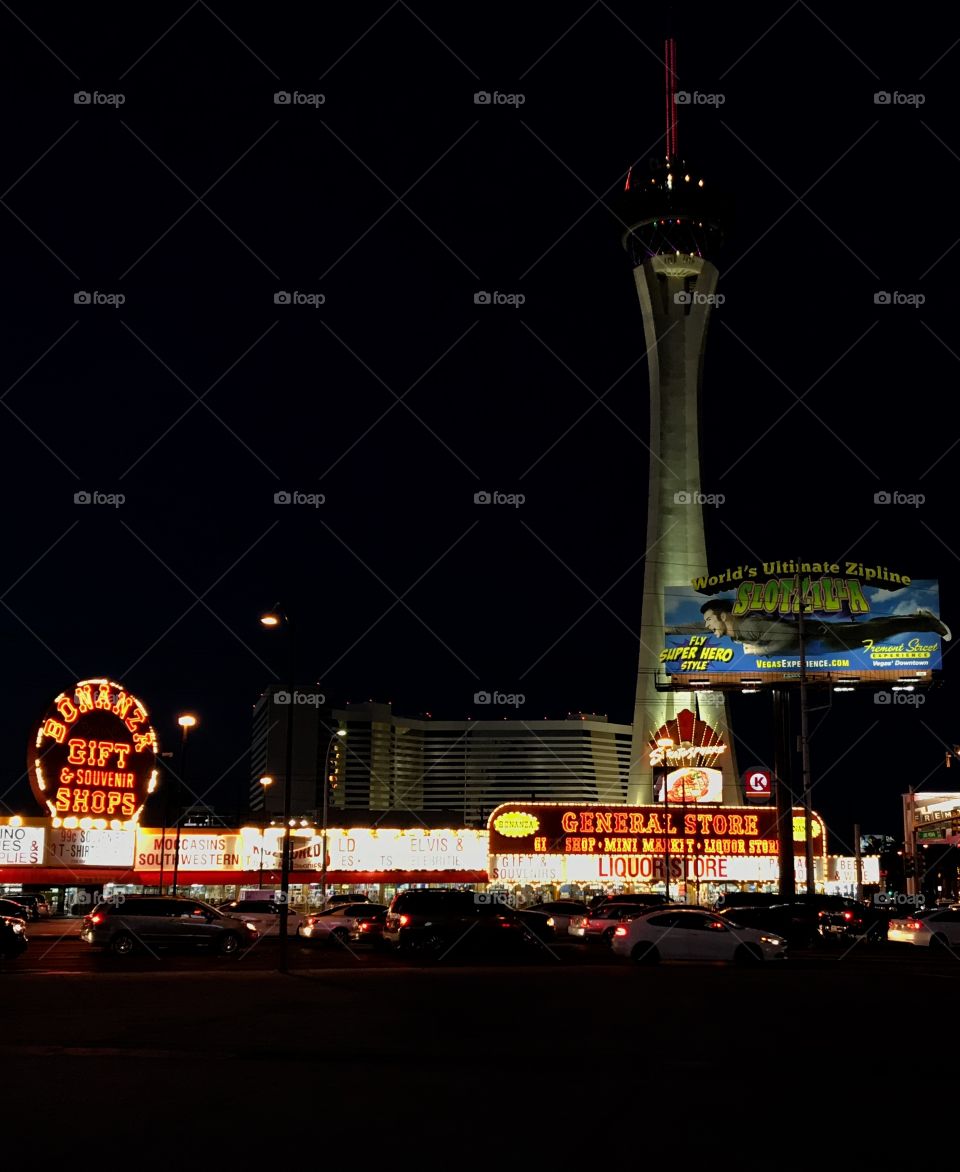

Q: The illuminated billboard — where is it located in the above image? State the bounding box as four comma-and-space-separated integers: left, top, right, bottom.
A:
30, 679, 159, 822
660, 561, 946, 686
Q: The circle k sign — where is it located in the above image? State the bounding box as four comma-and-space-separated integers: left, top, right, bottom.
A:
743, 767, 773, 801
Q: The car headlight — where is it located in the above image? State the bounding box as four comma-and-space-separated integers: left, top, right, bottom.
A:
760, 935, 784, 946
244, 922, 257, 931
546, 917, 555, 927
12, 923, 23, 934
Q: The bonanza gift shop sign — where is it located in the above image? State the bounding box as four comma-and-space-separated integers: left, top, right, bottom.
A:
29, 679, 159, 821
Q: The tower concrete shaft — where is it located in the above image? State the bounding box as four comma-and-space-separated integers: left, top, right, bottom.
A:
626, 253, 738, 803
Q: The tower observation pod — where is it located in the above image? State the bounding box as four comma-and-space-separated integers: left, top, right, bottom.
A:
617, 38, 738, 804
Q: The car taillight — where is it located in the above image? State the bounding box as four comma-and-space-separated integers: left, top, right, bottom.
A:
614, 926, 628, 937
306, 917, 317, 926
89, 913, 103, 924
910, 920, 922, 930
358, 922, 370, 932
399, 914, 410, 927
843, 911, 853, 921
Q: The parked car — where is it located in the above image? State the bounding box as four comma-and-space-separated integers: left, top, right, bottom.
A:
521, 900, 589, 936
349, 907, 388, 948
80, 896, 259, 956
300, 903, 389, 944
612, 907, 787, 964
325, 893, 370, 907
383, 889, 552, 956
569, 903, 664, 943
713, 892, 785, 911
817, 899, 886, 942
8, 894, 50, 920
0, 898, 31, 923
0, 916, 27, 959
889, 906, 960, 951
218, 899, 304, 936
588, 893, 669, 910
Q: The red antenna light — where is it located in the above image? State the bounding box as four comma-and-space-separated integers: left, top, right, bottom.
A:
665, 36, 678, 162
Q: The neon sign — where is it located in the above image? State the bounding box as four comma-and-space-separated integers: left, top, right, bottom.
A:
29, 679, 159, 823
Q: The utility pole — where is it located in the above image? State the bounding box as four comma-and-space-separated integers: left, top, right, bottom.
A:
774, 687, 795, 899
797, 578, 816, 894
854, 822, 863, 902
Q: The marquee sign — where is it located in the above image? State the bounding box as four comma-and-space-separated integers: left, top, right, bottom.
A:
488, 803, 826, 860
29, 679, 159, 822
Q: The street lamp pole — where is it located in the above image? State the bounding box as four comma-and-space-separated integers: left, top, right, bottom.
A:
656, 738, 674, 901
261, 609, 295, 974
258, 777, 273, 888
319, 728, 347, 907
171, 715, 197, 896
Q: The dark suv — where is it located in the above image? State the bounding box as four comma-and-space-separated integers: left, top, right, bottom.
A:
80, 896, 259, 956
384, 889, 551, 956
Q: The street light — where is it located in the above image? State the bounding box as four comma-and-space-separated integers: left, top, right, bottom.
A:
260, 607, 295, 974
258, 776, 273, 888
171, 714, 198, 896
319, 728, 347, 907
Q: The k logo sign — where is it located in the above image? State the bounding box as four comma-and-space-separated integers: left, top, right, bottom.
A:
743, 768, 773, 802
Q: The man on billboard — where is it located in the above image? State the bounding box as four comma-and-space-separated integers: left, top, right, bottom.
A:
675, 599, 951, 656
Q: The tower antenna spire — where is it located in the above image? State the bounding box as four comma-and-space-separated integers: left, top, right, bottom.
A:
665, 36, 678, 162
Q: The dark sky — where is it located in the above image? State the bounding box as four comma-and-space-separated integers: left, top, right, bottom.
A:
0, 3, 957, 845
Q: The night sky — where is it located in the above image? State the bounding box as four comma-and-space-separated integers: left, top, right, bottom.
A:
0, 4, 956, 846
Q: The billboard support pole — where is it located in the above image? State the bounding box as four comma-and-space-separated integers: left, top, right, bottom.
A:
797, 584, 816, 893
773, 687, 795, 898
854, 822, 863, 902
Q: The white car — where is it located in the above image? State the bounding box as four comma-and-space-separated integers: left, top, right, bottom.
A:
217, 899, 303, 937
299, 903, 389, 944
610, 907, 787, 964
889, 907, 960, 951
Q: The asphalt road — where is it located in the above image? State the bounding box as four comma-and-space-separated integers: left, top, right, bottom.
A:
6, 929, 957, 1163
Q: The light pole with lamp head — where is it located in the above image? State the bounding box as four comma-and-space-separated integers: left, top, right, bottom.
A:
656, 738, 675, 901
319, 728, 347, 906
260, 608, 295, 974
171, 714, 198, 896
258, 776, 273, 888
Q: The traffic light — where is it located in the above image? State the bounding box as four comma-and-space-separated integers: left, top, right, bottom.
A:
903, 855, 916, 878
